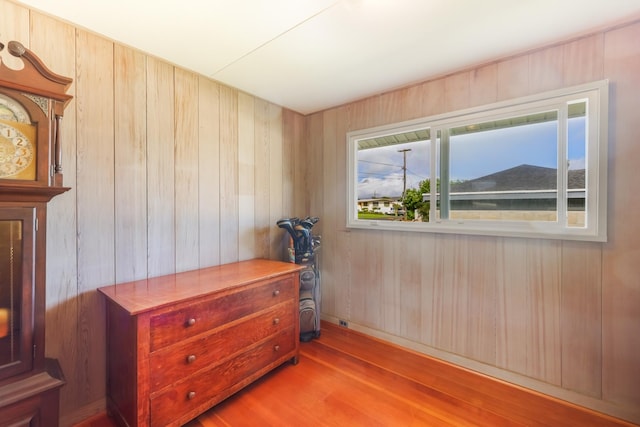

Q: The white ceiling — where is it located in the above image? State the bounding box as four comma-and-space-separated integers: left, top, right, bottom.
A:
14, 0, 640, 114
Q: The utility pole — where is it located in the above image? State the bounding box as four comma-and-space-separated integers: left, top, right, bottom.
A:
398, 148, 411, 219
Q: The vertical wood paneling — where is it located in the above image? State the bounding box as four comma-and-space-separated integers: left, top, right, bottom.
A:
561, 241, 602, 397
450, 236, 497, 365
238, 92, 255, 261
0, 0, 29, 70
420, 79, 445, 117
419, 234, 437, 345
400, 84, 425, 121
379, 90, 406, 124
395, 232, 423, 341
268, 103, 284, 260
381, 231, 400, 334
295, 110, 309, 216
470, 64, 498, 106
146, 57, 175, 276
321, 109, 337, 316
528, 45, 565, 93
444, 72, 470, 111
496, 239, 562, 384
254, 98, 270, 259
347, 97, 379, 131
334, 106, 348, 231
430, 235, 457, 353
497, 55, 530, 100
174, 68, 200, 272
219, 86, 239, 264
75, 29, 114, 406
307, 111, 323, 219
281, 109, 300, 218
333, 106, 351, 320
563, 34, 604, 86
198, 77, 221, 267
349, 229, 384, 329
602, 21, 640, 409
30, 10, 79, 417
114, 45, 147, 283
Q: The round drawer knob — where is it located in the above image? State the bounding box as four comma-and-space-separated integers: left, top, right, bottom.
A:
187, 354, 196, 364
187, 318, 196, 326
187, 391, 196, 400
274, 345, 280, 352
273, 318, 280, 325
273, 289, 280, 297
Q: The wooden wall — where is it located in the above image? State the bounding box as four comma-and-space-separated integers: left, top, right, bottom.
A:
311, 21, 640, 425
1, 1, 305, 424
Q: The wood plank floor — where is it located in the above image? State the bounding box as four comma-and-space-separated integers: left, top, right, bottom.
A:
75, 322, 636, 427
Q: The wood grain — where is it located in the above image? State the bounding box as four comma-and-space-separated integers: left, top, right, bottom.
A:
99, 259, 301, 427
237, 92, 256, 261
197, 77, 221, 267
174, 68, 200, 272
75, 29, 114, 408
146, 57, 175, 277
601, 20, 640, 409
253, 98, 270, 259
496, 239, 561, 384
268, 103, 284, 260
114, 44, 148, 283
560, 241, 602, 397
219, 86, 239, 264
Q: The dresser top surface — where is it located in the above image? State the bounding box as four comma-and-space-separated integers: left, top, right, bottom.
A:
97, 259, 304, 315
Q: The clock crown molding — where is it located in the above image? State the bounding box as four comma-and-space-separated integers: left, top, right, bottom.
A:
0, 39, 74, 191
0, 40, 73, 106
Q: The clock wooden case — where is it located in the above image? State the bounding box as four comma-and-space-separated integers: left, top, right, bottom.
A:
0, 40, 72, 426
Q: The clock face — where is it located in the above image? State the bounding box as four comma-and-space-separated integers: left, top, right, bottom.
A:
0, 120, 36, 180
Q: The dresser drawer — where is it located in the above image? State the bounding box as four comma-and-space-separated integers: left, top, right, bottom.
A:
149, 301, 296, 390
149, 277, 295, 351
149, 328, 296, 427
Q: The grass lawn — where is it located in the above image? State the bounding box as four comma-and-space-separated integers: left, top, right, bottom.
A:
358, 212, 401, 220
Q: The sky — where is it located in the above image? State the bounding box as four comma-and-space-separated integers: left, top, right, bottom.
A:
357, 116, 586, 199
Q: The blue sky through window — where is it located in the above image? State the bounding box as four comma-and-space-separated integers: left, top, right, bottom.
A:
357, 116, 586, 199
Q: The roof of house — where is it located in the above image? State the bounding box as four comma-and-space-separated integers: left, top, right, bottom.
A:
451, 164, 585, 192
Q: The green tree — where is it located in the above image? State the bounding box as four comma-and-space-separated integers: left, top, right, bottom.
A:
402, 179, 431, 221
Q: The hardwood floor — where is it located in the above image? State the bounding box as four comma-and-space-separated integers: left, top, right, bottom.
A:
75, 322, 636, 427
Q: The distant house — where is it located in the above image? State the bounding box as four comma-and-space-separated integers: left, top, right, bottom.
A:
448, 164, 586, 211
357, 197, 402, 215
423, 164, 586, 224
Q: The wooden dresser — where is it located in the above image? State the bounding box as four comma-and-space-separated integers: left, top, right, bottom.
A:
97, 259, 304, 427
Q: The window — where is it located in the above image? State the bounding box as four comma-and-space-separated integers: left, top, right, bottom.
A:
347, 80, 608, 241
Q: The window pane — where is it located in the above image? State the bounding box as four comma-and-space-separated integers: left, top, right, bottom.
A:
356, 129, 430, 221
446, 111, 559, 221
567, 101, 587, 227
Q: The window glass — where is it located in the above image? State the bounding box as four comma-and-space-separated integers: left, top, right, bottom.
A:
444, 111, 559, 222
567, 101, 587, 228
356, 128, 430, 221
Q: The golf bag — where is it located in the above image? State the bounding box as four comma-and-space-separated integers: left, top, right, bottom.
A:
277, 217, 321, 342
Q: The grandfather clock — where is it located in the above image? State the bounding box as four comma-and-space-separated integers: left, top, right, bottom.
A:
0, 40, 72, 426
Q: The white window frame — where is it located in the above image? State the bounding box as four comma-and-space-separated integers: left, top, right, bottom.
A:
347, 80, 608, 241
